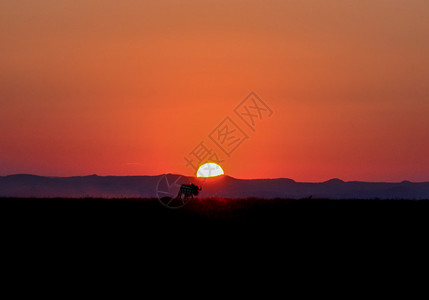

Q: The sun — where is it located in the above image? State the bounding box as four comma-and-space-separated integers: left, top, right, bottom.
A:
197, 162, 224, 178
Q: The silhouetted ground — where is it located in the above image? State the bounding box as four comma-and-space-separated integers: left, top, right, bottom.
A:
3, 197, 428, 269
3, 197, 428, 230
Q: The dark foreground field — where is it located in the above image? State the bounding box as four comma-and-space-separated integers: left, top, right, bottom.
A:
3, 197, 428, 231
3, 197, 428, 266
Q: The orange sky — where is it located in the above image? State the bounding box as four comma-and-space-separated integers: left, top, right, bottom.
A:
1, 0, 428, 181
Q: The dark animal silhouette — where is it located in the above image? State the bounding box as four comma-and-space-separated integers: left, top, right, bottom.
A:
177, 184, 202, 201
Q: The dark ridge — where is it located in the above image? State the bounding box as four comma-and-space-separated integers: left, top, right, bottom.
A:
324, 178, 345, 183
4, 174, 46, 178
0, 174, 428, 199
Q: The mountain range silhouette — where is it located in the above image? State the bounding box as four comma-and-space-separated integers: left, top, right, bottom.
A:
1, 174, 428, 199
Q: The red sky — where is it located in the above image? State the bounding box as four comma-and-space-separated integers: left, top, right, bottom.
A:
1, 0, 428, 182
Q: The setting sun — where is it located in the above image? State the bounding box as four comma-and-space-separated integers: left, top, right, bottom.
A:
197, 163, 224, 178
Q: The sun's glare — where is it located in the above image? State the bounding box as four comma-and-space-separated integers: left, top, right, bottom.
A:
197, 163, 224, 178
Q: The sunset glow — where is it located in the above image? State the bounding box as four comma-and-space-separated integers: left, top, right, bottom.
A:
1, 1, 428, 182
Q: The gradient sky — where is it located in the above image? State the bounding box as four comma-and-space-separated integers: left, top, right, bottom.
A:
1, 0, 428, 181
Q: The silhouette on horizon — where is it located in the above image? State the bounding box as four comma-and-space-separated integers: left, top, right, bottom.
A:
177, 183, 202, 201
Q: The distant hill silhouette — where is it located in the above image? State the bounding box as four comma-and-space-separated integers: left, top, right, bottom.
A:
0, 174, 428, 199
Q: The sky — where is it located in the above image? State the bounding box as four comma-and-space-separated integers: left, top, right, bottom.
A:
1, 0, 428, 182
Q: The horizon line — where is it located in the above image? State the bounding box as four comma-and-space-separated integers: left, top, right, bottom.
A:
1, 173, 428, 184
